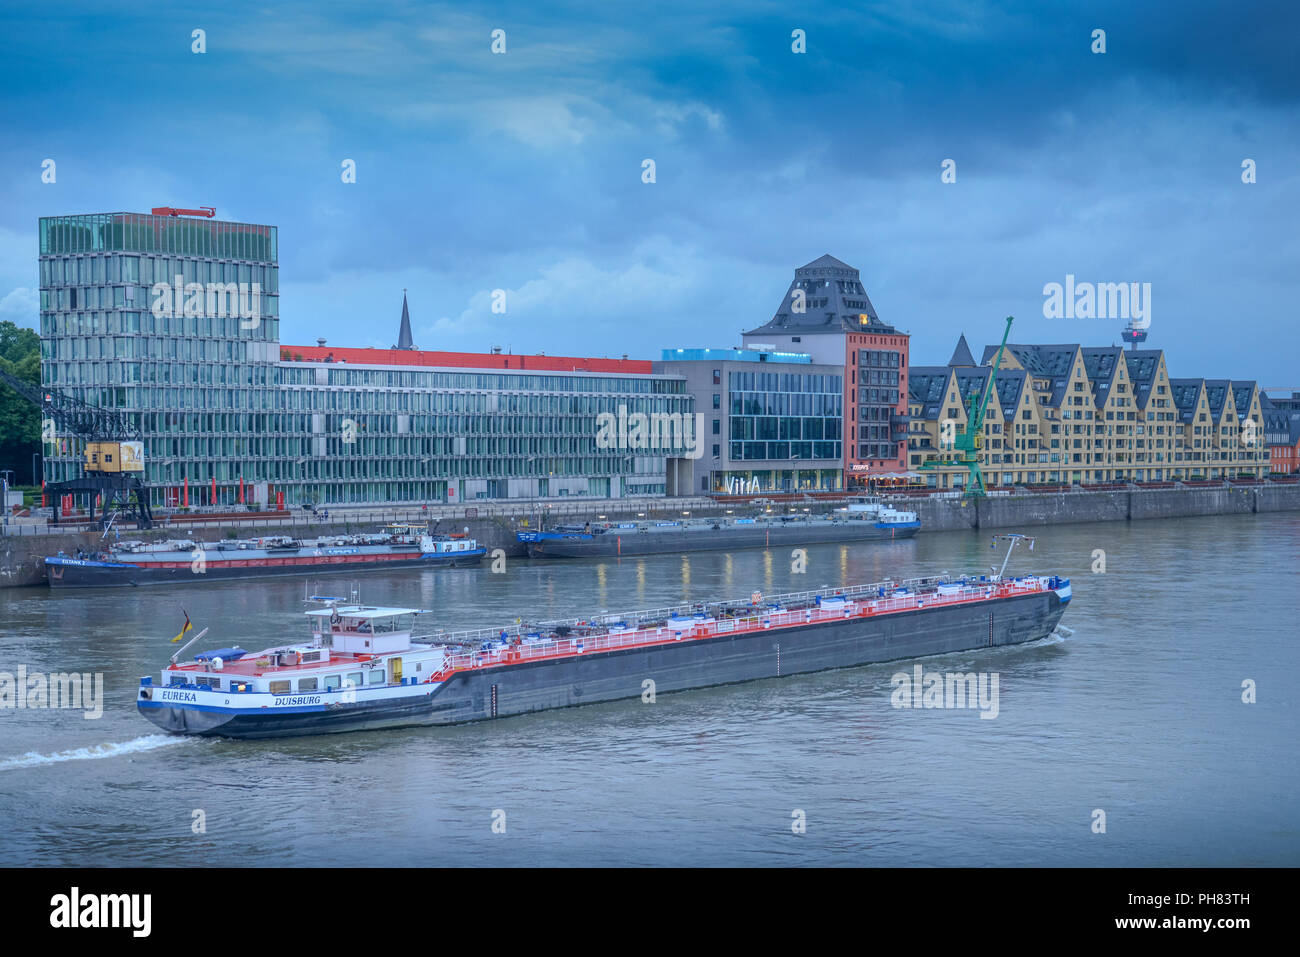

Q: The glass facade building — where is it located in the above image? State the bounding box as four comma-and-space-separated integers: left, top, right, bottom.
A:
38, 211, 692, 506
656, 350, 844, 494
728, 369, 843, 462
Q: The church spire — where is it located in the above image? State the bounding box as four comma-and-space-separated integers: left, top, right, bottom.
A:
395, 289, 415, 350
948, 333, 975, 367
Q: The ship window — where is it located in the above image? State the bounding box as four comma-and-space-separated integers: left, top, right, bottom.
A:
324, 675, 342, 691
169, 675, 187, 687
346, 672, 364, 688
368, 670, 385, 685
298, 678, 318, 691
268, 680, 291, 694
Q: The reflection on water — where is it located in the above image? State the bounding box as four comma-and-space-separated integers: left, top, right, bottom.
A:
0, 512, 1297, 866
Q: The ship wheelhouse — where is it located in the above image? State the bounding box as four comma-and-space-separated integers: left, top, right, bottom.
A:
306, 604, 421, 655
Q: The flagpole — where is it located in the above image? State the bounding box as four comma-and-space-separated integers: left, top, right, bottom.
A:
170, 627, 209, 664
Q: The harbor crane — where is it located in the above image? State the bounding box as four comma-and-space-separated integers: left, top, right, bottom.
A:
0, 368, 153, 528
920, 315, 1014, 498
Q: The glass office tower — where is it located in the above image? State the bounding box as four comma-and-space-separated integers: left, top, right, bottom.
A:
37, 211, 691, 506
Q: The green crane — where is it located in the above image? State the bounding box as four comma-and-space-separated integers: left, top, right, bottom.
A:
921, 315, 1014, 498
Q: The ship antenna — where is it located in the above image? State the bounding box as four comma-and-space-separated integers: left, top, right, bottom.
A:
990, 533, 1036, 580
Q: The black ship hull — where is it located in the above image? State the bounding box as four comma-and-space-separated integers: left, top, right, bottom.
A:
138, 588, 1066, 738
48, 550, 484, 588
525, 521, 920, 558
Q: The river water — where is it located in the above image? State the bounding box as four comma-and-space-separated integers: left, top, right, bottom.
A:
0, 513, 1296, 866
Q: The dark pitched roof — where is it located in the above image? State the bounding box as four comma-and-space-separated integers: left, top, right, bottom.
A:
394, 292, 415, 350
979, 342, 1079, 407
1231, 381, 1257, 417
1258, 394, 1297, 445
994, 369, 1028, 418
745, 254, 900, 337
907, 366, 952, 419
948, 334, 975, 367
953, 367, 995, 418
1203, 378, 1232, 418
1122, 349, 1164, 409
980, 343, 1079, 377
1170, 378, 1205, 422
1081, 347, 1122, 404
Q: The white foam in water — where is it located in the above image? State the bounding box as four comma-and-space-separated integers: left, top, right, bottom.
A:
0, 734, 193, 771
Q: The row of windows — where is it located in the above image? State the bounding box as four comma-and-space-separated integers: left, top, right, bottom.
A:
729, 416, 842, 442
859, 349, 901, 368
729, 441, 842, 461
727, 371, 841, 393
281, 366, 685, 395
41, 254, 278, 291
40, 215, 277, 262
43, 313, 279, 343
46, 449, 667, 485
729, 392, 842, 417
858, 443, 899, 460
40, 372, 688, 414
44, 287, 280, 320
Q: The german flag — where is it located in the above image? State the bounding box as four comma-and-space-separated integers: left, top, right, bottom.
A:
171, 610, 193, 644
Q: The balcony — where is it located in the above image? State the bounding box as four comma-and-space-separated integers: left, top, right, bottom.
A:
889, 411, 910, 441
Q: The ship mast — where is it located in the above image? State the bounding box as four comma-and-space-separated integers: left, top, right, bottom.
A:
989, 533, 1035, 580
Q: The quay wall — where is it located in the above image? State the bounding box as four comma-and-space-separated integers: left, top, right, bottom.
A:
2, 485, 1298, 588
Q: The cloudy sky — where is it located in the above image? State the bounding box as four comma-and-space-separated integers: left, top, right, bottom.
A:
1, 0, 1296, 381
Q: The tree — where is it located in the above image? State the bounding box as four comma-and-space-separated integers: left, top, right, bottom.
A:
0, 321, 41, 484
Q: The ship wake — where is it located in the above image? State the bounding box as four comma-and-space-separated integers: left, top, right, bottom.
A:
0, 734, 195, 771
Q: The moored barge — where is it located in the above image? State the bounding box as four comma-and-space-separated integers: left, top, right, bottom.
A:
520, 498, 920, 559
47, 524, 484, 588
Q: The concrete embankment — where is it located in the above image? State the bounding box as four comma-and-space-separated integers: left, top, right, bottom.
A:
2, 484, 1297, 588
914, 484, 1299, 532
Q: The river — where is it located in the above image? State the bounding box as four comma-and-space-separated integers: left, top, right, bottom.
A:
0, 512, 1296, 866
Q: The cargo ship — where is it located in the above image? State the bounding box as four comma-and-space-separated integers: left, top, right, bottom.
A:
519, 498, 920, 559
46, 524, 484, 588
138, 534, 1069, 738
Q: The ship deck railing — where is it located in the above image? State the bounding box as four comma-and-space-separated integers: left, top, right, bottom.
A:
424, 575, 935, 647
423, 576, 1056, 680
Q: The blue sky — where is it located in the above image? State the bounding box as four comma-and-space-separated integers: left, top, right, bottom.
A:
1, 0, 1296, 382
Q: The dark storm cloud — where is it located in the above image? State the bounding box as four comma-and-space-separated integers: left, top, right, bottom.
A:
0, 1, 1294, 380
